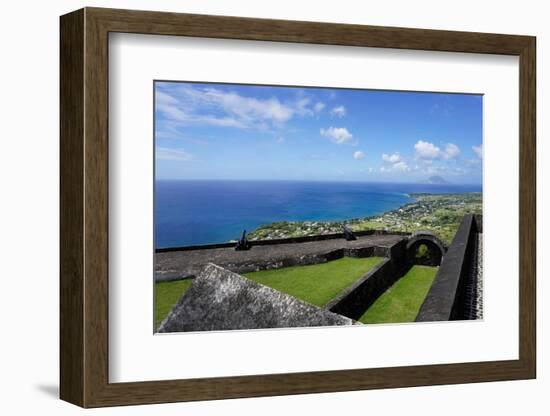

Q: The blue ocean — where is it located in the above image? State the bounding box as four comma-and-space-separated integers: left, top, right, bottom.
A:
155, 180, 481, 248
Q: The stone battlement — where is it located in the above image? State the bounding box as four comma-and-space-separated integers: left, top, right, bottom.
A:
155, 233, 407, 282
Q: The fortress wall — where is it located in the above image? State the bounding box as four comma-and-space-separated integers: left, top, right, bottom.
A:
155, 233, 406, 281
416, 214, 479, 322
474, 213, 483, 233
156, 229, 410, 253
190, 245, 394, 278
325, 240, 410, 320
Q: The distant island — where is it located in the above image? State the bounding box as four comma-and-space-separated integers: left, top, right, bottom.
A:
426, 175, 449, 185
248, 192, 482, 245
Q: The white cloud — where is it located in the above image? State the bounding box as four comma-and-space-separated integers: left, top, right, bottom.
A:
320, 127, 353, 144
382, 153, 402, 163
314, 102, 325, 113
202, 87, 293, 124
294, 97, 313, 117
414, 140, 460, 160
156, 147, 195, 161
381, 161, 410, 172
444, 143, 461, 159
393, 161, 410, 172
415, 140, 441, 160
156, 91, 190, 121
330, 105, 346, 118
196, 115, 247, 128
156, 85, 326, 131
155, 123, 209, 144
353, 151, 366, 160
472, 145, 483, 159
381, 152, 409, 172
465, 158, 481, 167
156, 90, 179, 106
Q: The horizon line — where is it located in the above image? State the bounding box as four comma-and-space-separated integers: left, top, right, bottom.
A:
155, 178, 482, 186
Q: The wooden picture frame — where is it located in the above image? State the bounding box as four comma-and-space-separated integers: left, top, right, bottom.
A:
60, 7, 536, 408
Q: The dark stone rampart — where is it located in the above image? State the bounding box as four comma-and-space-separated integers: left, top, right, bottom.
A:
155, 229, 410, 253
416, 214, 479, 322
325, 240, 410, 320
155, 234, 406, 282
406, 232, 447, 267
474, 214, 483, 233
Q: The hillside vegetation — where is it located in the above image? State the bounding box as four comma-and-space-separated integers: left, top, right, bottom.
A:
248, 193, 481, 245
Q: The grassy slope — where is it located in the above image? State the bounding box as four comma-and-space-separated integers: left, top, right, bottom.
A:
359, 265, 437, 324
155, 279, 193, 330
244, 257, 383, 307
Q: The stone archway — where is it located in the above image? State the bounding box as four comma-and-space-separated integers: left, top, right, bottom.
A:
406, 232, 447, 267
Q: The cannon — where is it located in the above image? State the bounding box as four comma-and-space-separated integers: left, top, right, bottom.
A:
343, 225, 357, 241
235, 229, 251, 251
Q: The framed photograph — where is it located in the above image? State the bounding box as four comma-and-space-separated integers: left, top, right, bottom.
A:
60, 7, 536, 407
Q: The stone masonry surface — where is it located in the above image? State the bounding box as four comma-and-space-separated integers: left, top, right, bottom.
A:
475, 234, 483, 318
155, 234, 406, 282
158, 263, 357, 332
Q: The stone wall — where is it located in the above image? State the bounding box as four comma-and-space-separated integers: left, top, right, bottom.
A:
406, 232, 447, 267
325, 240, 410, 320
416, 214, 480, 322
474, 213, 483, 233
158, 263, 357, 332
184, 245, 400, 278
156, 229, 410, 253
155, 234, 406, 282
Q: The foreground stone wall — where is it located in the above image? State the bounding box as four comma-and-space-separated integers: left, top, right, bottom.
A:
158, 264, 357, 332
325, 240, 410, 320
416, 214, 481, 322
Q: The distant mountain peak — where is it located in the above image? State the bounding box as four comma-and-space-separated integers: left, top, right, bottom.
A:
427, 175, 449, 185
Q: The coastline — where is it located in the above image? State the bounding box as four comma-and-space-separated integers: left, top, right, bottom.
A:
154, 181, 482, 248
248, 192, 482, 245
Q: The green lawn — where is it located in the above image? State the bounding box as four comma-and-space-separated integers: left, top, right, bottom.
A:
244, 257, 383, 307
155, 279, 193, 330
359, 265, 437, 324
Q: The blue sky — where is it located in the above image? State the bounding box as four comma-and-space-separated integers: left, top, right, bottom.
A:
155, 81, 483, 184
